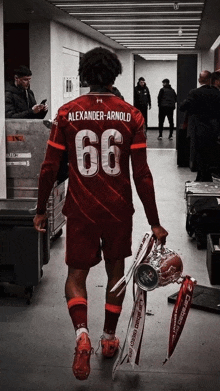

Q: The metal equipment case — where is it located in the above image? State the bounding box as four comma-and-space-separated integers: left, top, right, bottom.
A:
5, 120, 66, 239
185, 181, 220, 212
185, 181, 220, 249
206, 234, 220, 285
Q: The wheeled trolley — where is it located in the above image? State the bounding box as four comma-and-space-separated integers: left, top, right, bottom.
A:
5, 119, 67, 241
0, 199, 50, 303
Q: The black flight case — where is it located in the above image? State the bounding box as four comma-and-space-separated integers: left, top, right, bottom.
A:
0, 199, 50, 303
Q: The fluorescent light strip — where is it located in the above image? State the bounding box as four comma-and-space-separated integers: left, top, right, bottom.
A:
107, 33, 198, 36
55, 3, 204, 7
125, 41, 196, 44
139, 54, 178, 59
82, 18, 201, 22
116, 39, 196, 45
117, 39, 197, 42
116, 36, 197, 39
100, 29, 199, 33
102, 29, 199, 32
94, 26, 200, 29
70, 11, 201, 16
110, 35, 198, 39
126, 46, 195, 49
125, 44, 195, 47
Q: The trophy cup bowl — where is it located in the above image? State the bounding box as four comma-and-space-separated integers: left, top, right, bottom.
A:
134, 246, 183, 291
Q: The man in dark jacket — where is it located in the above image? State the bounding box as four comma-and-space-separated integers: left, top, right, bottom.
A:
134, 77, 151, 137
180, 70, 220, 181
157, 79, 177, 140
5, 65, 48, 119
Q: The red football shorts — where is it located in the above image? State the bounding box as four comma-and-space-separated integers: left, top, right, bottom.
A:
65, 217, 133, 269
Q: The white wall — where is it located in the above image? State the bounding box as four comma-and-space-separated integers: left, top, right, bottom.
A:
198, 34, 220, 80
115, 50, 134, 105
29, 20, 116, 120
50, 21, 113, 118
197, 50, 214, 86
29, 20, 51, 117
135, 57, 177, 127
0, 0, 6, 198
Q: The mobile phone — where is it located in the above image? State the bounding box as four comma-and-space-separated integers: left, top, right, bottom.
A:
40, 99, 47, 105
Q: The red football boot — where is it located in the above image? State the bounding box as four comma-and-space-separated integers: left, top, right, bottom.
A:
72, 333, 92, 380
101, 337, 120, 358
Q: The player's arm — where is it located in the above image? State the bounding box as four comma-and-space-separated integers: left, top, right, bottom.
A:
33, 114, 67, 232
131, 146, 168, 244
33, 143, 65, 232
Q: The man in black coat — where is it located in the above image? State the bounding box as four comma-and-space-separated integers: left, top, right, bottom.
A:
157, 79, 177, 140
134, 77, 151, 137
180, 70, 220, 181
5, 65, 48, 119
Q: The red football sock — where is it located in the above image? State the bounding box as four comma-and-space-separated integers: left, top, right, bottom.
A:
67, 297, 88, 331
103, 303, 122, 335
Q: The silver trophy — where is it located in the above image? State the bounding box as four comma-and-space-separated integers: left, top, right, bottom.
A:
134, 244, 183, 291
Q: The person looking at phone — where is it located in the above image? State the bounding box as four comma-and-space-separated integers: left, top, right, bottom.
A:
5, 65, 48, 119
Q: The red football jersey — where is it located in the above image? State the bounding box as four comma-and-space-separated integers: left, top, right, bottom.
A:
37, 92, 160, 225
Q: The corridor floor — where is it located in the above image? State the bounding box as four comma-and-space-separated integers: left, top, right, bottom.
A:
1, 130, 220, 391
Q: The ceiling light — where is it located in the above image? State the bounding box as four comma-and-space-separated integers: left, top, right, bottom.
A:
178, 28, 183, 36
99, 28, 199, 31
173, 2, 179, 10
82, 18, 201, 22
55, 2, 204, 7
71, 11, 201, 15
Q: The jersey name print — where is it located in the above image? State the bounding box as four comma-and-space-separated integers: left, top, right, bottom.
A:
68, 110, 131, 122
47, 92, 146, 223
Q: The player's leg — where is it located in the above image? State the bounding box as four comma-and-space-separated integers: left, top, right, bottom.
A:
101, 258, 125, 357
65, 267, 89, 334
167, 108, 174, 139
140, 107, 148, 137
158, 107, 165, 138
100, 218, 132, 357
65, 267, 92, 380
64, 216, 102, 380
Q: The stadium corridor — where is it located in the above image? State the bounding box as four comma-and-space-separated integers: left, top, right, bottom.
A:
1, 130, 220, 391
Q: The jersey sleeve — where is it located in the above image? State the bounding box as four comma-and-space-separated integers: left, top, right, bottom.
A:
36, 110, 67, 214
131, 147, 160, 226
47, 111, 67, 151
130, 108, 147, 150
130, 108, 160, 226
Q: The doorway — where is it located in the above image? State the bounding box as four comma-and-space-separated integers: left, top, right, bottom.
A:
4, 23, 29, 83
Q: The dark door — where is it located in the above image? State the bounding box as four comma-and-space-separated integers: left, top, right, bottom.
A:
4, 23, 29, 83
176, 54, 197, 167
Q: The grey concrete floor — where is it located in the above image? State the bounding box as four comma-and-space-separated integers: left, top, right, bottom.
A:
1, 130, 220, 390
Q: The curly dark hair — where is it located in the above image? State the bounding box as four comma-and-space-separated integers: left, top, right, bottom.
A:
79, 47, 122, 86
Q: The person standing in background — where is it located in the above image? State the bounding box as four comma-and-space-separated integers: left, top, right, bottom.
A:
134, 77, 151, 137
180, 70, 220, 181
157, 78, 177, 140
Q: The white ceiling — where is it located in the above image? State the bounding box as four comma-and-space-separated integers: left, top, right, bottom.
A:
3, 0, 220, 53
47, 1, 205, 50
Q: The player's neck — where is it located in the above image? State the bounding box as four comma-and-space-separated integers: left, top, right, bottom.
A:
90, 85, 113, 93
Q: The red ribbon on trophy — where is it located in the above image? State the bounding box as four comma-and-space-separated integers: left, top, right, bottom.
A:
111, 232, 197, 380
164, 275, 196, 364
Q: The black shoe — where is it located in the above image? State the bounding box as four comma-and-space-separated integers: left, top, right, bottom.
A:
157, 136, 162, 140
168, 135, 173, 140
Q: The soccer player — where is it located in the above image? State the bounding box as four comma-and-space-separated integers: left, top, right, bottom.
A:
33, 47, 168, 381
